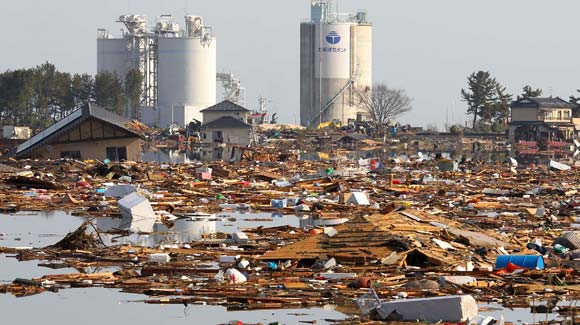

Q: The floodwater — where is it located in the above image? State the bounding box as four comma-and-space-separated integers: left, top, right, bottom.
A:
0, 211, 569, 324
94, 211, 331, 246
142, 146, 517, 165
142, 147, 242, 164
0, 211, 347, 324
142, 145, 577, 168
0, 284, 345, 325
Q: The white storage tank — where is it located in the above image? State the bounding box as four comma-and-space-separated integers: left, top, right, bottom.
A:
97, 38, 129, 78
153, 215, 217, 243
157, 36, 217, 128
300, 1, 372, 128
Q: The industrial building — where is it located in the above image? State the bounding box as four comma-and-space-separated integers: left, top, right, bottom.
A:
97, 15, 245, 128
300, 0, 372, 128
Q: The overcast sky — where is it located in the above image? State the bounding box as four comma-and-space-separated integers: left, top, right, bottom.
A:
1, 0, 579, 128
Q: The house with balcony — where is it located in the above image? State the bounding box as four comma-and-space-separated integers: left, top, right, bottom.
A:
200, 100, 252, 146
508, 97, 575, 144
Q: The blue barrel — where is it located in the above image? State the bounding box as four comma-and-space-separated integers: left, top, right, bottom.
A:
495, 255, 545, 270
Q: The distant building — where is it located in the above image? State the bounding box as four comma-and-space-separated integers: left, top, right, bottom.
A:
508, 97, 574, 143
13, 104, 143, 161
200, 101, 252, 146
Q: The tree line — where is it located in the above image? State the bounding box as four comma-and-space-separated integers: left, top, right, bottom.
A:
0, 62, 142, 130
461, 70, 554, 133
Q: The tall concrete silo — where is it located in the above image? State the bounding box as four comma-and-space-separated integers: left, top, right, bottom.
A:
156, 16, 217, 128
97, 15, 157, 119
300, 0, 372, 128
97, 15, 217, 127
96, 37, 128, 79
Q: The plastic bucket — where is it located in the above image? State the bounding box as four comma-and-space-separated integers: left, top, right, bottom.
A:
495, 255, 544, 270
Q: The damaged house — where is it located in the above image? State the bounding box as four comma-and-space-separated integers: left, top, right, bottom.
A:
508, 97, 575, 143
13, 104, 143, 161
200, 100, 252, 146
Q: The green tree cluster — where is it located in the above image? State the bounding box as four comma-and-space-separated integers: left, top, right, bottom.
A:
0, 62, 141, 131
519, 85, 543, 99
461, 71, 512, 132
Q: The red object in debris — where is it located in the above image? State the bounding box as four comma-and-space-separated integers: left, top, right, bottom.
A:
309, 228, 323, 235
76, 180, 91, 188
392, 179, 402, 185
505, 262, 525, 273
355, 277, 372, 288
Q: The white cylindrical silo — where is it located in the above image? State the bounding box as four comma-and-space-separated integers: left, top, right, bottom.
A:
300, 2, 372, 128
97, 38, 129, 78
157, 37, 217, 128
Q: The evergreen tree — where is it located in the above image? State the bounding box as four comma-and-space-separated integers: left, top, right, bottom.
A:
0, 69, 36, 127
461, 71, 512, 130
570, 90, 580, 106
94, 71, 126, 115
124, 69, 144, 119
70, 73, 94, 113
0, 63, 131, 131
461, 71, 497, 128
519, 85, 543, 99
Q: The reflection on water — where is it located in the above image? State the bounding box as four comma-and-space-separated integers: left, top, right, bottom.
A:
0, 286, 346, 325
0, 255, 79, 283
1, 211, 575, 323
95, 211, 340, 247
0, 211, 348, 324
0, 210, 327, 249
0, 211, 86, 248
142, 147, 243, 163
300, 149, 513, 163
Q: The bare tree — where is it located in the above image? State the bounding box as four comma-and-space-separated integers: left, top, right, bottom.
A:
357, 83, 412, 132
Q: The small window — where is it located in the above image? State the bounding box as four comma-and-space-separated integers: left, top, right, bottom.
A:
213, 148, 223, 160
202, 133, 207, 139
213, 131, 223, 143
106, 147, 128, 161
61, 151, 81, 159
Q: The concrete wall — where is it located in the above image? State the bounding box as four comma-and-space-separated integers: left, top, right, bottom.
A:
97, 38, 129, 77
202, 111, 249, 124
29, 138, 141, 161
202, 127, 251, 146
300, 23, 316, 128
511, 107, 539, 122
512, 107, 572, 123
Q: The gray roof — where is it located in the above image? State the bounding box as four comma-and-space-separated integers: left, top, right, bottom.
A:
511, 97, 573, 109
340, 133, 368, 141
200, 100, 250, 113
15, 104, 141, 157
202, 116, 252, 129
